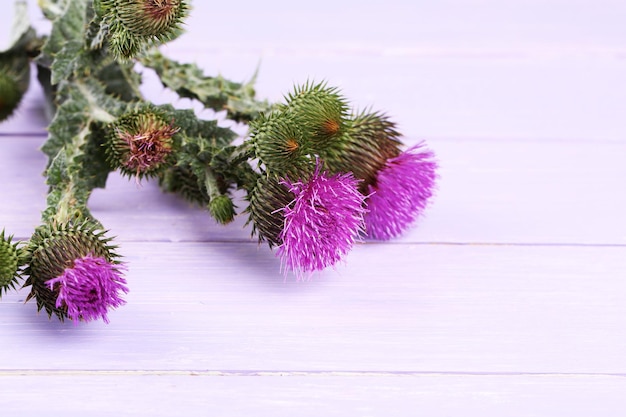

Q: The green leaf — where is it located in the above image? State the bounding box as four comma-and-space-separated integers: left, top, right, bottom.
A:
141, 50, 272, 123
38, 0, 89, 84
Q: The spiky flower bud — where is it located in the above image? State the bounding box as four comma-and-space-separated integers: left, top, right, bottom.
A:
97, 0, 189, 59
249, 112, 311, 176
0, 55, 30, 121
106, 108, 180, 179
209, 194, 236, 225
322, 111, 403, 191
23, 222, 128, 323
282, 81, 349, 149
247, 176, 293, 247
0, 230, 21, 296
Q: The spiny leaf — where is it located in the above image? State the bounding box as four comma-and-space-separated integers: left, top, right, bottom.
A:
38, 0, 89, 84
141, 50, 272, 123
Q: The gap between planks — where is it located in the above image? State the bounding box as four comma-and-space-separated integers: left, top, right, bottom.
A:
3, 370, 626, 378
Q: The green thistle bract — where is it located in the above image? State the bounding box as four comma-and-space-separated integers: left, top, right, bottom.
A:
22, 222, 120, 321
247, 176, 293, 247
250, 112, 312, 176
106, 108, 180, 179
321, 110, 403, 191
0, 230, 21, 296
283, 81, 349, 149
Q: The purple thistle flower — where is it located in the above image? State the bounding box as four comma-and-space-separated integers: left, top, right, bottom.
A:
45, 255, 128, 324
277, 163, 366, 279
365, 143, 437, 240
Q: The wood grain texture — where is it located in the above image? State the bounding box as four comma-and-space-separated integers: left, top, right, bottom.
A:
1, 243, 625, 374
1, 1, 625, 415
3, 373, 626, 417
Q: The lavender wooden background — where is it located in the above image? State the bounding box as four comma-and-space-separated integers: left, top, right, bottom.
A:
1, 1, 626, 415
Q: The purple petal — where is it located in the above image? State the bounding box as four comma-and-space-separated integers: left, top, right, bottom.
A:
277, 163, 366, 279
365, 143, 437, 240
46, 255, 128, 324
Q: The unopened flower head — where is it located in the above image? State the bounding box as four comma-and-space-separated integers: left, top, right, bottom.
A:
247, 176, 294, 247
276, 162, 366, 279
0, 230, 21, 296
97, 0, 189, 58
364, 144, 437, 240
321, 110, 403, 193
23, 222, 128, 323
250, 112, 310, 176
107, 108, 180, 179
209, 194, 236, 225
282, 81, 349, 149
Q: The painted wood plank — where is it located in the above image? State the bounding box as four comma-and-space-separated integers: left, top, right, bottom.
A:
2, 136, 624, 245
1, 243, 625, 374
2, 373, 626, 417
2, 2, 626, 140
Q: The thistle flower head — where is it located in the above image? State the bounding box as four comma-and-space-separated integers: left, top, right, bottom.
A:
0, 230, 22, 296
249, 112, 311, 176
45, 255, 128, 324
97, 0, 189, 59
321, 110, 403, 192
106, 108, 180, 179
116, 0, 187, 37
23, 222, 128, 323
283, 81, 349, 149
364, 144, 437, 240
276, 162, 366, 279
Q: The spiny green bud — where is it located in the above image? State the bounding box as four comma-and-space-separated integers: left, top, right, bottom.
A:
106, 108, 180, 179
249, 112, 312, 177
22, 222, 120, 321
283, 81, 349, 149
97, 0, 189, 59
322, 110, 403, 191
209, 194, 236, 225
0, 55, 30, 121
246, 176, 293, 247
0, 230, 21, 296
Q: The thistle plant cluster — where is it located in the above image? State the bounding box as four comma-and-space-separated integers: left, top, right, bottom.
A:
0, 0, 438, 324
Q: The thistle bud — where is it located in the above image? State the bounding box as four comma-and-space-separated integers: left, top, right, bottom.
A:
0, 54, 30, 121
0, 230, 21, 296
106, 108, 180, 179
97, 0, 189, 59
209, 194, 236, 225
249, 112, 311, 176
283, 82, 349, 149
23, 222, 128, 323
246, 176, 293, 247
322, 111, 403, 191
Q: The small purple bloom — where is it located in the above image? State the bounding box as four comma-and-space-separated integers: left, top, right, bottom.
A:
277, 163, 366, 279
365, 144, 437, 240
46, 255, 129, 324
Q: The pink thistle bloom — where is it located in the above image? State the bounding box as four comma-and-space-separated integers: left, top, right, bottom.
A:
277, 164, 366, 279
46, 255, 129, 324
365, 144, 437, 240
